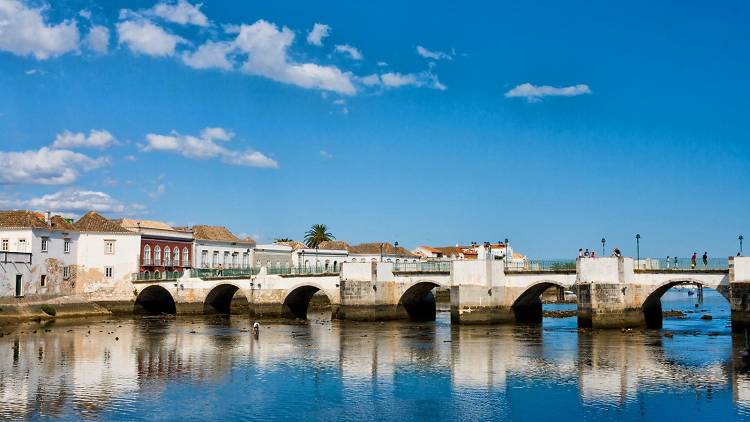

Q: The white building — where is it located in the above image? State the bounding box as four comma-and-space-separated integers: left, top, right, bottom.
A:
0, 211, 78, 299
251, 243, 293, 269
72, 212, 140, 298
191, 225, 256, 269
292, 240, 349, 271
347, 242, 420, 263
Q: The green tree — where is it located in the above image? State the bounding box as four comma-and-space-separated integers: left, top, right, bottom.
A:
274, 238, 293, 243
304, 224, 334, 248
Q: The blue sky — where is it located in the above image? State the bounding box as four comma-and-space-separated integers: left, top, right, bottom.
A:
1, 0, 749, 258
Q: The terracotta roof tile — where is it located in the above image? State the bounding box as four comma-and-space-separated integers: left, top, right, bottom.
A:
349, 242, 418, 258
192, 225, 255, 244
0, 210, 48, 229
75, 211, 131, 233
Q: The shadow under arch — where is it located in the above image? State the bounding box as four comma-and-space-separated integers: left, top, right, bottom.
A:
642, 279, 727, 329
512, 281, 568, 323
204, 284, 249, 315
283, 285, 332, 320
399, 281, 440, 321
134, 285, 176, 315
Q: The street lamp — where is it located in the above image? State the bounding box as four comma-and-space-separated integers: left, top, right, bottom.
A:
504, 238, 509, 266
380, 243, 383, 262
601, 238, 606, 256
635, 234, 641, 265
394, 241, 399, 264
740, 235, 744, 256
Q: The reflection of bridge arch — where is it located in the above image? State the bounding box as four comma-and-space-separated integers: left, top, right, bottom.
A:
282, 283, 333, 319
399, 281, 441, 321
512, 280, 569, 323
642, 278, 728, 329
204, 283, 249, 315
134, 285, 176, 315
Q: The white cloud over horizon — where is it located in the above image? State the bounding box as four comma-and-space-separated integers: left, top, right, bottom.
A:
0, 147, 108, 185
504, 83, 592, 102
416, 45, 452, 61
141, 127, 278, 168
0, 0, 80, 59
334, 44, 362, 60
86, 25, 110, 54
306, 23, 330, 46
150, 0, 208, 27
116, 19, 185, 57
0, 189, 145, 215
52, 129, 117, 149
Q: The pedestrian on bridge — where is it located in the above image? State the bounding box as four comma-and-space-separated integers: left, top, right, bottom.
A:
674, 256, 679, 268
703, 252, 709, 268
691, 252, 697, 269
578, 248, 584, 258
666, 256, 671, 269
584, 248, 590, 257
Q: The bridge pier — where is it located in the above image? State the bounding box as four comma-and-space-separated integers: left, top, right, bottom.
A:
730, 258, 750, 332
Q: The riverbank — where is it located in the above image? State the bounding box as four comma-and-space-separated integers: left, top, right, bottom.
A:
0, 296, 111, 325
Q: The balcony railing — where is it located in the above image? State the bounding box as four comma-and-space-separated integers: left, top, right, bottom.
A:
142, 258, 152, 265
392, 261, 451, 273
134, 271, 182, 281
1, 251, 32, 264
267, 265, 340, 276
190, 267, 260, 278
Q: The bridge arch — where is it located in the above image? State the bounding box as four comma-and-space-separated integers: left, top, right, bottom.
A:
204, 283, 249, 315
134, 285, 176, 315
641, 278, 728, 329
399, 280, 441, 321
282, 283, 333, 320
512, 280, 570, 323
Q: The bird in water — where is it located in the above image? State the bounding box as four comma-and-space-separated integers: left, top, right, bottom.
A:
252, 322, 260, 339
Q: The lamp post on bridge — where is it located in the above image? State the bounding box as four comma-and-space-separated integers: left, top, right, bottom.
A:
601, 238, 606, 257
394, 241, 399, 266
635, 234, 641, 267
504, 238, 509, 267
740, 235, 744, 256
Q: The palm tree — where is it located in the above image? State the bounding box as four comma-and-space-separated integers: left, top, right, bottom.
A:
304, 224, 334, 248
274, 238, 293, 243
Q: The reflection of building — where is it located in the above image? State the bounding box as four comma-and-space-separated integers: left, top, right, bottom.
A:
119, 219, 192, 279
191, 225, 255, 269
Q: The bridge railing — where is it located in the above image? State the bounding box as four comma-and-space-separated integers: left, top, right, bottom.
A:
190, 268, 260, 278
504, 259, 576, 272
636, 257, 729, 270
267, 266, 340, 276
393, 261, 451, 273
134, 271, 183, 281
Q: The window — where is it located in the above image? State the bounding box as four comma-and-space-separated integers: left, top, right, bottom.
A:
201, 250, 208, 267
224, 252, 230, 266
173, 248, 180, 266
242, 252, 249, 268
64, 238, 71, 254
63, 266, 70, 279
212, 251, 219, 267
105, 267, 113, 278
1, 239, 7, 251
154, 246, 161, 265
41, 237, 49, 253
232, 253, 238, 268
154, 270, 161, 279
18, 239, 27, 252
104, 240, 115, 255
182, 247, 189, 266
143, 245, 151, 264
164, 247, 171, 265
40, 274, 47, 287
143, 270, 150, 280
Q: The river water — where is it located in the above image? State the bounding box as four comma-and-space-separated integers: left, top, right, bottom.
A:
1, 289, 749, 421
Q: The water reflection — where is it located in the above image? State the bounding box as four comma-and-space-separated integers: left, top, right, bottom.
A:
1, 309, 749, 420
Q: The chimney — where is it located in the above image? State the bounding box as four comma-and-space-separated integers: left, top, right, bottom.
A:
44, 211, 51, 225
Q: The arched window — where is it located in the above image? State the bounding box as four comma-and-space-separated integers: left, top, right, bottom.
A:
371, 258, 377, 262
154, 246, 161, 265
173, 248, 180, 266
183, 247, 189, 266
143, 270, 150, 280
143, 245, 151, 264
304, 259, 310, 269
386, 258, 392, 263
395, 259, 400, 263
360, 258, 365, 263
154, 270, 161, 279
164, 247, 171, 266
333, 261, 338, 271
325, 259, 330, 271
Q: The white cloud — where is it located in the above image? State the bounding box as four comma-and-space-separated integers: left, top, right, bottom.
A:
181, 40, 233, 70
416, 45, 452, 61
359, 74, 380, 86
150, 0, 208, 27
52, 129, 116, 149
0, 0, 80, 59
234, 20, 356, 95
380, 71, 446, 90
0, 147, 107, 185
320, 150, 333, 159
86, 25, 110, 54
141, 127, 278, 168
148, 183, 166, 199
116, 19, 185, 57
377, 61, 388, 67
6, 189, 145, 215
504, 83, 592, 102
306, 23, 330, 46
334, 44, 362, 60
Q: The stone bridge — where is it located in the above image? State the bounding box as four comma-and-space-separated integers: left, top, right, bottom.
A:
95, 256, 750, 330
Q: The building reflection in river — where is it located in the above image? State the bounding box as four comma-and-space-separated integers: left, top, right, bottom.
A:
1, 313, 750, 420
